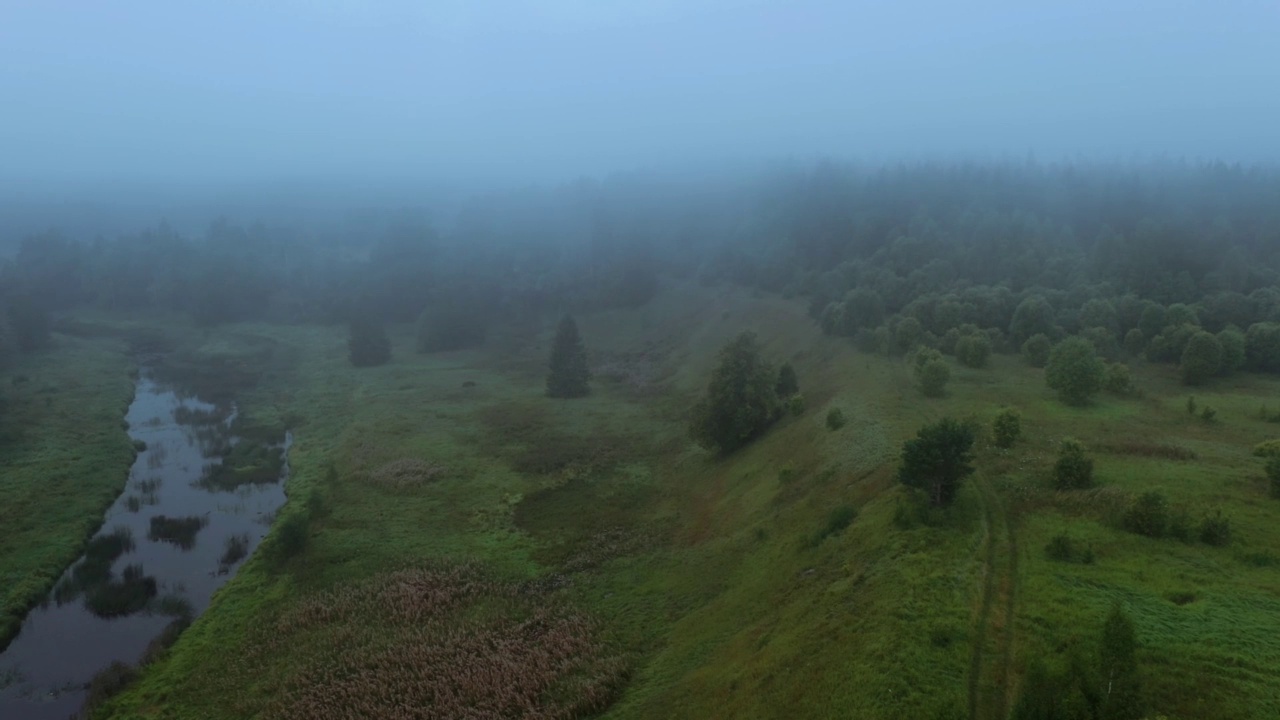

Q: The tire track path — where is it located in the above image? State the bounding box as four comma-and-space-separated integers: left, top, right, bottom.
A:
968, 475, 1019, 720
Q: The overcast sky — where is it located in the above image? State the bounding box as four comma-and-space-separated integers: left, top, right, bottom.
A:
2, 0, 1278, 193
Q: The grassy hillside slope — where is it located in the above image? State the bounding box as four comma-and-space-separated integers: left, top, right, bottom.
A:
97, 282, 1280, 719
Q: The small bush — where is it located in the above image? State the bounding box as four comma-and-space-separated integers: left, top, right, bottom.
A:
917, 358, 950, 398
1199, 510, 1232, 547
1022, 334, 1052, 368
1104, 363, 1134, 395
140, 616, 193, 666
826, 407, 847, 431
811, 504, 857, 545
84, 662, 139, 715
929, 625, 957, 649
1253, 439, 1280, 458
1186, 396, 1197, 415
788, 394, 806, 417
1243, 551, 1278, 567
1054, 439, 1094, 490
1123, 491, 1169, 538
777, 466, 797, 484
1199, 406, 1217, 423
273, 509, 311, 561
1045, 533, 1075, 562
992, 408, 1021, 449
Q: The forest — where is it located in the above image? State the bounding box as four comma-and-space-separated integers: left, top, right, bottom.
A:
2, 160, 1280, 719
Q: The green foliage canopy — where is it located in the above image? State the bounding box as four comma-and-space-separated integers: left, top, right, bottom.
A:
689, 332, 780, 452
898, 418, 976, 508
1045, 337, 1105, 405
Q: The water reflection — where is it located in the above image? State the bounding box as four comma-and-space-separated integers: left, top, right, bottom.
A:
0, 372, 290, 719
50, 527, 159, 619
146, 515, 208, 551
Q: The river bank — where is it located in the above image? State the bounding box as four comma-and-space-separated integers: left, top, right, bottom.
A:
0, 370, 290, 719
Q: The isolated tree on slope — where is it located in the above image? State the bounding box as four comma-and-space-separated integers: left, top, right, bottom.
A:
546, 315, 590, 398
689, 331, 780, 452
898, 418, 975, 508
1099, 604, 1144, 720
1045, 337, 1105, 405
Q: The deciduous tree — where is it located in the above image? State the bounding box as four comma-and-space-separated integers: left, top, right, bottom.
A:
1046, 337, 1105, 405
689, 332, 780, 452
898, 418, 976, 508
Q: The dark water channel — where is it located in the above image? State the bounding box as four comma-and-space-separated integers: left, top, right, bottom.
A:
0, 373, 289, 719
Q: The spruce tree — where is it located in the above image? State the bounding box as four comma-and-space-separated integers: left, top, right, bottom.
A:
775, 362, 799, 398
546, 315, 590, 398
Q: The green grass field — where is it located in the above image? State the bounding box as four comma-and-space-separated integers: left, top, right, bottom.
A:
11, 283, 1277, 719
0, 335, 136, 650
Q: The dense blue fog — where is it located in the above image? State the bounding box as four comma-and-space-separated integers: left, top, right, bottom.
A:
2, 0, 1277, 200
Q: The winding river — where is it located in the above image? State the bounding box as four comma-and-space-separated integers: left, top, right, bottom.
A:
0, 372, 289, 719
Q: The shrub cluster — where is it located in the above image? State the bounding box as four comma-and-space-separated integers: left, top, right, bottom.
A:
1053, 439, 1094, 490
992, 408, 1021, 449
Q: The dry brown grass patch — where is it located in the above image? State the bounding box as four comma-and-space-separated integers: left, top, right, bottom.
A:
366, 458, 449, 489
249, 563, 627, 719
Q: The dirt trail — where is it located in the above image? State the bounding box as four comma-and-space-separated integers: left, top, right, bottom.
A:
968, 475, 1019, 720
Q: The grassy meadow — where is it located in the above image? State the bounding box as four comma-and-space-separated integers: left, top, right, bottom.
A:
0, 335, 136, 650
8, 282, 1276, 719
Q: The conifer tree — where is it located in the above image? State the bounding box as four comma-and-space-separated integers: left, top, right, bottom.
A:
546, 315, 590, 398
775, 362, 799, 398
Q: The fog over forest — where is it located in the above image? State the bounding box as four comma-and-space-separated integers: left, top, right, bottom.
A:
3, 1, 1279, 216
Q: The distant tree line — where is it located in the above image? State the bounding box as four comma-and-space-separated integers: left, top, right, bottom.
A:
5, 161, 1280, 385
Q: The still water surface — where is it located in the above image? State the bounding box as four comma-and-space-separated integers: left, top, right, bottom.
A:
0, 373, 288, 719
